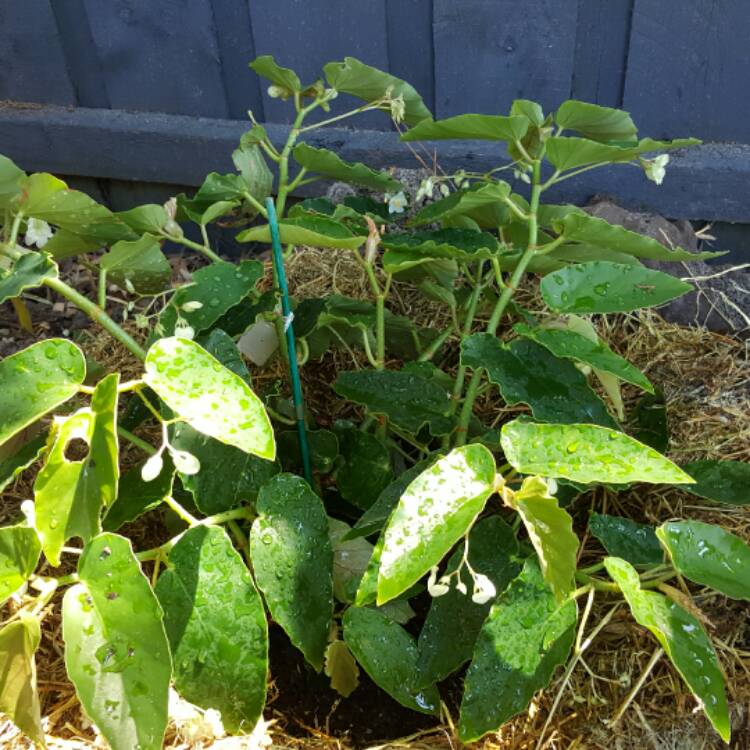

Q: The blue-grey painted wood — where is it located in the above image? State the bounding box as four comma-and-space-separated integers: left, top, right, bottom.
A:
50, 0, 110, 108
432, 0, 579, 117
0, 1, 76, 105
571, 0, 633, 107
623, 0, 750, 141
1, 104, 748, 223
210, 0, 265, 120
247, 0, 391, 129
82, 0, 228, 117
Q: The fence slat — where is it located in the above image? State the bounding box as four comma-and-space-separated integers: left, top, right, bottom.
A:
623, 0, 750, 141
433, 0, 578, 118
248, 0, 391, 129
0, 0, 76, 105
82, 0, 228, 117
571, 0, 633, 106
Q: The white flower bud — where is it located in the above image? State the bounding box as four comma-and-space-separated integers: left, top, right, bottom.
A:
456, 580, 468, 595
427, 566, 450, 598
141, 452, 164, 482
471, 573, 496, 605
170, 448, 201, 475
181, 301, 204, 313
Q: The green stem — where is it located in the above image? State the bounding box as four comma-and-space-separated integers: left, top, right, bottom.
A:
163, 495, 200, 526
418, 326, 453, 362
165, 233, 222, 263
117, 426, 156, 454
8, 212, 23, 246
98, 268, 107, 308
43, 276, 147, 360
375, 294, 386, 369
242, 191, 268, 219
297, 101, 382, 133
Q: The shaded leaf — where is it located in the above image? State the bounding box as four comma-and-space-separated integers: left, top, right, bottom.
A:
680, 460, 750, 505
278, 428, 338, 474
378, 445, 496, 604
657, 521, 750, 600
632, 389, 668, 452
401, 113, 528, 142
604, 557, 729, 742
334, 424, 392, 510
541, 261, 693, 314
63, 534, 171, 750
250, 475, 333, 670
0, 251, 58, 304
329, 518, 376, 603
100, 234, 171, 295
0, 339, 86, 445
500, 420, 692, 484
589, 513, 663, 566
408, 182, 511, 228
342, 607, 439, 714
0, 433, 46, 493
117, 204, 168, 235
156, 525, 267, 732
459, 559, 577, 743
250, 55, 303, 95
232, 141, 273, 205
555, 100, 637, 142
0, 525, 41, 606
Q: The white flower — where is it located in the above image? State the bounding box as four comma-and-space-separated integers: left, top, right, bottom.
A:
427, 566, 450, 598
25, 218, 53, 248
181, 300, 204, 313
641, 154, 669, 185
471, 573, 496, 605
141, 452, 164, 482
170, 448, 201, 475
386, 191, 408, 214
174, 319, 195, 340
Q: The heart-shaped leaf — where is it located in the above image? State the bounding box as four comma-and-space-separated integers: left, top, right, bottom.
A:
117, 204, 168, 235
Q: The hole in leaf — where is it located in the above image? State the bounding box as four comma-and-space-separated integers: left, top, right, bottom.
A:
64, 437, 90, 461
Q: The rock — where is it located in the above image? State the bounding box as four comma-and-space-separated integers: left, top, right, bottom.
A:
585, 199, 749, 335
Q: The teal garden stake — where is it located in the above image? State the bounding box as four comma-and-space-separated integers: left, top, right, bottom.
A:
266, 196, 312, 483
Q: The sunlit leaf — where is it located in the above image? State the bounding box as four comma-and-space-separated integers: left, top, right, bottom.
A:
0, 525, 40, 607
588, 513, 663, 566
0, 252, 58, 305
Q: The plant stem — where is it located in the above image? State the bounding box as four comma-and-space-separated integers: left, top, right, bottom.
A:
297, 101, 382, 132
375, 294, 386, 369
44, 276, 147, 361
117, 426, 156, 454
165, 233, 222, 263
98, 268, 107, 308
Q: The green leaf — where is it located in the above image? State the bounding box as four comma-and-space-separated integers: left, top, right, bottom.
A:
377, 445, 496, 604
588, 513, 663, 566
250, 474, 333, 670
550, 211, 720, 262
0, 339, 86, 445
500, 420, 693, 485
334, 424, 392, 510
401, 113, 529, 142
117, 204, 168, 235
293, 143, 401, 191
382, 229, 500, 272
156, 525, 268, 732
250, 55, 303, 95
63, 533, 171, 750
35, 373, 120, 566
159, 260, 264, 336
0, 153, 25, 209
237, 214, 367, 250
100, 234, 171, 295
461, 334, 616, 427
232, 141, 273, 205
416, 516, 520, 686
540, 261, 692, 314
324, 57, 432, 126
0, 433, 46, 492
278, 428, 338, 474
102, 456, 175, 531
342, 607, 440, 714
0, 614, 44, 745
513, 323, 653, 393
632, 389, 668, 452
334, 369, 453, 436
408, 182, 511, 229
177, 173, 246, 222
459, 559, 577, 743
656, 521, 750, 601
510, 476, 578, 602
143, 336, 275, 460
555, 100, 638, 142
329, 518, 377, 603
680, 460, 750, 505
0, 525, 41, 606
604, 557, 730, 742
546, 136, 700, 171
0, 251, 58, 304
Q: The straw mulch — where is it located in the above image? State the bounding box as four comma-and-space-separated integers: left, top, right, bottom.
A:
1, 246, 748, 750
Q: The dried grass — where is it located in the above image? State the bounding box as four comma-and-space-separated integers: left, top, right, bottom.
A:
2, 247, 748, 750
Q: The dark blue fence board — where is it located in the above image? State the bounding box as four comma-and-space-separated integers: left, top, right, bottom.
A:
433, 0, 578, 117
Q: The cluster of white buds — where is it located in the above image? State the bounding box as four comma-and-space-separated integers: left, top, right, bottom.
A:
513, 166, 532, 184
173, 300, 203, 340
426, 536, 497, 605
388, 91, 406, 124
141, 420, 200, 482
640, 154, 669, 185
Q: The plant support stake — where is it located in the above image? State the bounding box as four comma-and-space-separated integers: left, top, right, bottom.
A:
266, 196, 312, 484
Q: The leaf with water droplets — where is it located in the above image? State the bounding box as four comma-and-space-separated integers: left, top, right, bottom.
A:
501, 420, 692, 485
35, 373, 120, 566
155, 525, 267, 732
143, 337, 275, 460
250, 475, 333, 670
656, 521, 750, 601
0, 525, 41, 606
377, 445, 496, 604
604, 557, 730, 742
334, 422, 392, 509
679, 460, 750, 505
459, 559, 577, 743
100, 234, 171, 295
0, 251, 58, 305
509, 476, 578, 602
0, 339, 86, 445
0, 613, 44, 745
588, 513, 663, 566
541, 261, 693, 314
63, 533, 171, 750
343, 607, 440, 714
415, 516, 521, 687
462, 334, 617, 427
